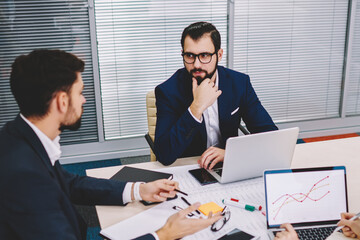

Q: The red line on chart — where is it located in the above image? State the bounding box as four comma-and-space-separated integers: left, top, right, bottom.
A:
272, 176, 330, 220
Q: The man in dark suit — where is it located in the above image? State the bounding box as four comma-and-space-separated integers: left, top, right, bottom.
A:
0, 49, 221, 239
155, 22, 278, 168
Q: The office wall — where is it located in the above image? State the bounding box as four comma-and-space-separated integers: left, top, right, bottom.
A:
0, 0, 359, 164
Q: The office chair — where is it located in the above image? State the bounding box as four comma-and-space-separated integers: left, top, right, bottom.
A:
145, 90, 157, 161
144, 90, 249, 161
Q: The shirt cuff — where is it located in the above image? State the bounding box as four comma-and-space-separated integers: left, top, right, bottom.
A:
133, 182, 145, 201
122, 182, 133, 204
152, 232, 160, 240
188, 107, 203, 123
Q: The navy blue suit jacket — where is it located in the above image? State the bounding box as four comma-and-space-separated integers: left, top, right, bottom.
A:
0, 115, 155, 240
154, 66, 278, 165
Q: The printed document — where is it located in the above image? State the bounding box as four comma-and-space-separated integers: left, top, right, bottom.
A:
100, 164, 268, 239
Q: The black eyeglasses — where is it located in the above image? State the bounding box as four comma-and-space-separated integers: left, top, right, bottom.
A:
211, 208, 231, 232
181, 51, 217, 64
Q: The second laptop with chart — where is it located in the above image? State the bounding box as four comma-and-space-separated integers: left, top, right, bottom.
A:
264, 166, 348, 240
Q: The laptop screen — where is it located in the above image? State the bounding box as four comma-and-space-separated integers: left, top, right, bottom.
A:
264, 166, 348, 228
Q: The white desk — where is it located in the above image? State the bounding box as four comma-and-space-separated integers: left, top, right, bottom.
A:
86, 137, 360, 230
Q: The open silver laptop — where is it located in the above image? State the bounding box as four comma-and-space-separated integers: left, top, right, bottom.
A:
264, 166, 348, 240
208, 127, 299, 183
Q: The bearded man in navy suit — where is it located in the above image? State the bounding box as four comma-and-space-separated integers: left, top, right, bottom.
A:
0, 49, 221, 240
155, 22, 278, 168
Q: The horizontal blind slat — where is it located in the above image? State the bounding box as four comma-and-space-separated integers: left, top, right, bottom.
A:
95, 0, 228, 139
233, 0, 348, 123
0, 0, 98, 145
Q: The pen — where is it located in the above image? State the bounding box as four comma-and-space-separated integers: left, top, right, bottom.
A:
181, 197, 201, 214
222, 198, 262, 212
174, 189, 188, 196
333, 212, 360, 233
221, 206, 227, 215
166, 176, 187, 195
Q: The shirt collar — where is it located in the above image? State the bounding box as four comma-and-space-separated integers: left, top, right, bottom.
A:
20, 114, 61, 166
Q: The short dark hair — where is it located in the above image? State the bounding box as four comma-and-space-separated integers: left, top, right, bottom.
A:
10, 49, 84, 118
181, 22, 221, 52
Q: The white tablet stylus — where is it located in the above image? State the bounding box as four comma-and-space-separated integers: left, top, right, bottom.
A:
333, 212, 360, 233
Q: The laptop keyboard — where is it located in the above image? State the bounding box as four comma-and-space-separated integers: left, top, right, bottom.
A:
212, 162, 223, 176
273, 226, 336, 240
213, 168, 222, 177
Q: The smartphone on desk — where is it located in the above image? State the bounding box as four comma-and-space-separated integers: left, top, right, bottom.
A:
218, 228, 259, 240
189, 168, 218, 185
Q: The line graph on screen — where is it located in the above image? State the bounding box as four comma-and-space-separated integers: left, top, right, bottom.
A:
271, 176, 330, 221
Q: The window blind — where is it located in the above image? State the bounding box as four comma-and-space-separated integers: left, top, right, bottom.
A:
94, 0, 228, 140
346, 1, 360, 116
233, 0, 348, 123
0, 0, 98, 145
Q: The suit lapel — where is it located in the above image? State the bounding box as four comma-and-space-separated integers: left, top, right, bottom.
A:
217, 67, 232, 146
14, 115, 55, 176
53, 161, 71, 196
199, 120, 207, 147
182, 68, 195, 105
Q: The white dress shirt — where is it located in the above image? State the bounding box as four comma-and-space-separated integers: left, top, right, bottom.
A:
20, 114, 61, 165
188, 71, 222, 148
20, 114, 159, 239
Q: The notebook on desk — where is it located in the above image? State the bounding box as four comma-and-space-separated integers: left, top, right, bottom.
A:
264, 166, 348, 240
111, 166, 172, 182
111, 166, 174, 205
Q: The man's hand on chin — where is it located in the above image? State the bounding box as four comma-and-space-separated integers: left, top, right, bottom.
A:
197, 147, 225, 170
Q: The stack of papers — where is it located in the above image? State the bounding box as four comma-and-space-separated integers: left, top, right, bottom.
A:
100, 164, 268, 239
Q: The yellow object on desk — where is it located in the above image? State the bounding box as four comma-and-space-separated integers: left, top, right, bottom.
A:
198, 202, 223, 216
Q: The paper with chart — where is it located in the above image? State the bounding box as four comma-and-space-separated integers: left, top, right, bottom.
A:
265, 169, 347, 227
100, 164, 269, 240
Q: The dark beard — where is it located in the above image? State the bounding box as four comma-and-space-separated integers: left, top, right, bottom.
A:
193, 67, 217, 85
59, 116, 82, 131
190, 56, 218, 85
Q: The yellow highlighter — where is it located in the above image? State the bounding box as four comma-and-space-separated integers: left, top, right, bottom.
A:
198, 202, 224, 216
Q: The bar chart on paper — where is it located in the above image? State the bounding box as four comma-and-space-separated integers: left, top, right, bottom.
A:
265, 169, 347, 226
